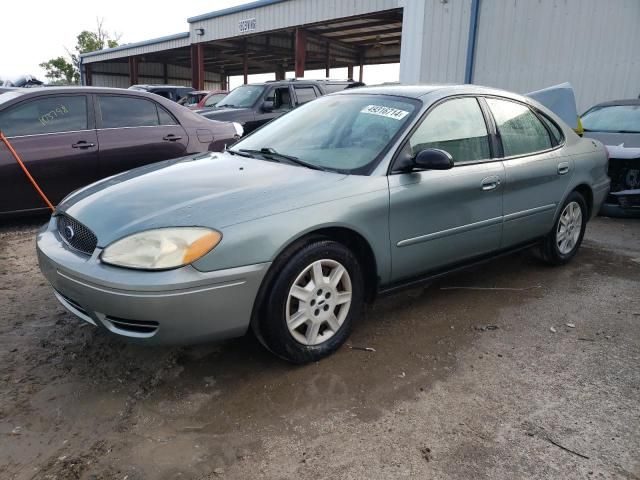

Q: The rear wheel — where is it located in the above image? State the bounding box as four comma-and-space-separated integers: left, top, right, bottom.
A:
538, 191, 587, 265
255, 240, 364, 363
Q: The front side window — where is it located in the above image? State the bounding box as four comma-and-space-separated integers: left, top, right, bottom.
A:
409, 97, 490, 163
487, 98, 552, 157
294, 86, 318, 105
99, 96, 160, 128
0, 95, 88, 137
581, 104, 640, 133
266, 87, 292, 111
232, 94, 417, 174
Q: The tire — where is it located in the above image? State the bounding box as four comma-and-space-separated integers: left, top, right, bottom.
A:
537, 191, 587, 265
254, 239, 364, 364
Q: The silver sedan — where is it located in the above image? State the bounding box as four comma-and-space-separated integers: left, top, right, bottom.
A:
37, 84, 610, 363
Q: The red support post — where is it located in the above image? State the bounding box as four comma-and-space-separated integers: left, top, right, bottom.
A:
294, 28, 307, 78
275, 65, 285, 80
191, 44, 204, 90
347, 65, 354, 80
243, 40, 248, 84
85, 63, 92, 86
221, 72, 228, 91
359, 62, 364, 83
325, 44, 330, 78
128, 56, 139, 86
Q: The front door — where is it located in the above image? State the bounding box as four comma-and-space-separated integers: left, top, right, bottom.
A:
388, 97, 504, 282
248, 86, 294, 133
0, 94, 99, 214
96, 95, 188, 178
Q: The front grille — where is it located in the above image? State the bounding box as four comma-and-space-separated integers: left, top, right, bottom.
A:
57, 214, 98, 255
608, 158, 640, 192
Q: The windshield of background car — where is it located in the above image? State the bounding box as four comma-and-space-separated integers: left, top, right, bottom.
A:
233, 94, 419, 174
581, 104, 640, 133
204, 93, 227, 107
216, 85, 266, 108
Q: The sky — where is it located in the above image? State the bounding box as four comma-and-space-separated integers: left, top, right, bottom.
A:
0, 0, 399, 87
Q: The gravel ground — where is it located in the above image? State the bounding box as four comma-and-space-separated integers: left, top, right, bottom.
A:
0, 215, 638, 480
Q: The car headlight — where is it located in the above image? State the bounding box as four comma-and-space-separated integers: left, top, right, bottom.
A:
232, 122, 244, 137
101, 227, 222, 270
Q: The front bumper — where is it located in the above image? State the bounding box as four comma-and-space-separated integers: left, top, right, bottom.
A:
599, 189, 640, 218
36, 218, 270, 345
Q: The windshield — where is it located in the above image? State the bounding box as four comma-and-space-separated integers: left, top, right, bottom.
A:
216, 85, 266, 108
179, 93, 205, 106
582, 104, 640, 133
232, 94, 418, 174
204, 93, 227, 107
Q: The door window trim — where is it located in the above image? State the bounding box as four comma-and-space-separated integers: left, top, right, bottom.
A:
0, 94, 94, 139
480, 94, 566, 161
95, 94, 180, 129
388, 94, 497, 175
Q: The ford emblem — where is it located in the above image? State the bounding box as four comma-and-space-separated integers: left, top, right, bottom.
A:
64, 225, 75, 241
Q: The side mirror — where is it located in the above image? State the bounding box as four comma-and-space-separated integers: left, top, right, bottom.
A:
262, 100, 274, 112
413, 148, 454, 170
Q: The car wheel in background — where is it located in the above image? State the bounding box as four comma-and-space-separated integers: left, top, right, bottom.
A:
537, 191, 587, 265
255, 240, 364, 364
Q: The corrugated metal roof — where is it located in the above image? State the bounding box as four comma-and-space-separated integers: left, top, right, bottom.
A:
187, 0, 290, 23
80, 32, 190, 63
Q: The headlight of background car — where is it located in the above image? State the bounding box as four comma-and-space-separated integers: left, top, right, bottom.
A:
101, 227, 221, 270
232, 122, 244, 137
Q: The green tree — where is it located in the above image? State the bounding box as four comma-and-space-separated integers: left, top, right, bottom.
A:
40, 18, 121, 85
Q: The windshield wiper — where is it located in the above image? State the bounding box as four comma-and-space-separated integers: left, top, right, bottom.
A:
239, 148, 327, 171
226, 148, 255, 158
216, 104, 239, 109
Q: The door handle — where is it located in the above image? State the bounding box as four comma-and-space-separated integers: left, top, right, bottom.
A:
72, 141, 96, 149
481, 176, 501, 191
163, 134, 182, 141
558, 162, 570, 175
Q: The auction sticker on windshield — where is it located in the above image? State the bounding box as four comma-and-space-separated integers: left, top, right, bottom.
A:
361, 105, 410, 120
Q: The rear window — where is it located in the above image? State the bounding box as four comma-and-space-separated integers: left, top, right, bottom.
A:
322, 83, 351, 94
0, 95, 88, 137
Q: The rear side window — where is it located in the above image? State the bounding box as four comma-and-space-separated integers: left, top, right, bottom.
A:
409, 97, 490, 163
99, 96, 173, 128
0, 95, 88, 137
538, 113, 563, 145
294, 86, 318, 105
322, 83, 350, 93
486, 98, 552, 157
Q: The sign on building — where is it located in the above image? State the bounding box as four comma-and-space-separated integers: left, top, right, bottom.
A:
239, 18, 257, 33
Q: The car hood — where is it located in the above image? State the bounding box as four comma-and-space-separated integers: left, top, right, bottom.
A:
199, 107, 253, 120
57, 152, 349, 246
583, 131, 640, 158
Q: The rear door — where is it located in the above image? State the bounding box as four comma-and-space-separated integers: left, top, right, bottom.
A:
0, 94, 99, 214
483, 97, 569, 248
96, 95, 188, 178
388, 97, 504, 281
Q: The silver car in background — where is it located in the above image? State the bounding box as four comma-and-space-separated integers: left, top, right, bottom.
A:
37, 85, 610, 363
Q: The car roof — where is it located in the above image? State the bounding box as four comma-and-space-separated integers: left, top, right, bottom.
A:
130, 84, 193, 90
0, 86, 181, 103
332, 84, 533, 101
588, 99, 640, 108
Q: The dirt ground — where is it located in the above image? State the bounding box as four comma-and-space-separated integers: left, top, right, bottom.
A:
0, 215, 638, 480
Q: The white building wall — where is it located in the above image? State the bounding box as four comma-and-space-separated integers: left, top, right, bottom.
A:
399, 0, 471, 84
472, 0, 640, 111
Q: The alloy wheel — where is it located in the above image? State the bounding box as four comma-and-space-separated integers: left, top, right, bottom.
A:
556, 201, 582, 255
285, 259, 352, 346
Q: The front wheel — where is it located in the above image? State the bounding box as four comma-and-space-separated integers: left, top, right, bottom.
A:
538, 191, 587, 265
255, 240, 364, 364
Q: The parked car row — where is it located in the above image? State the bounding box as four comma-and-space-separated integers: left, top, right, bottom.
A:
34, 84, 610, 363
0, 87, 241, 216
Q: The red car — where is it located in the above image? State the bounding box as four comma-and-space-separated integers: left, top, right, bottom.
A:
178, 90, 229, 110
0, 87, 241, 216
